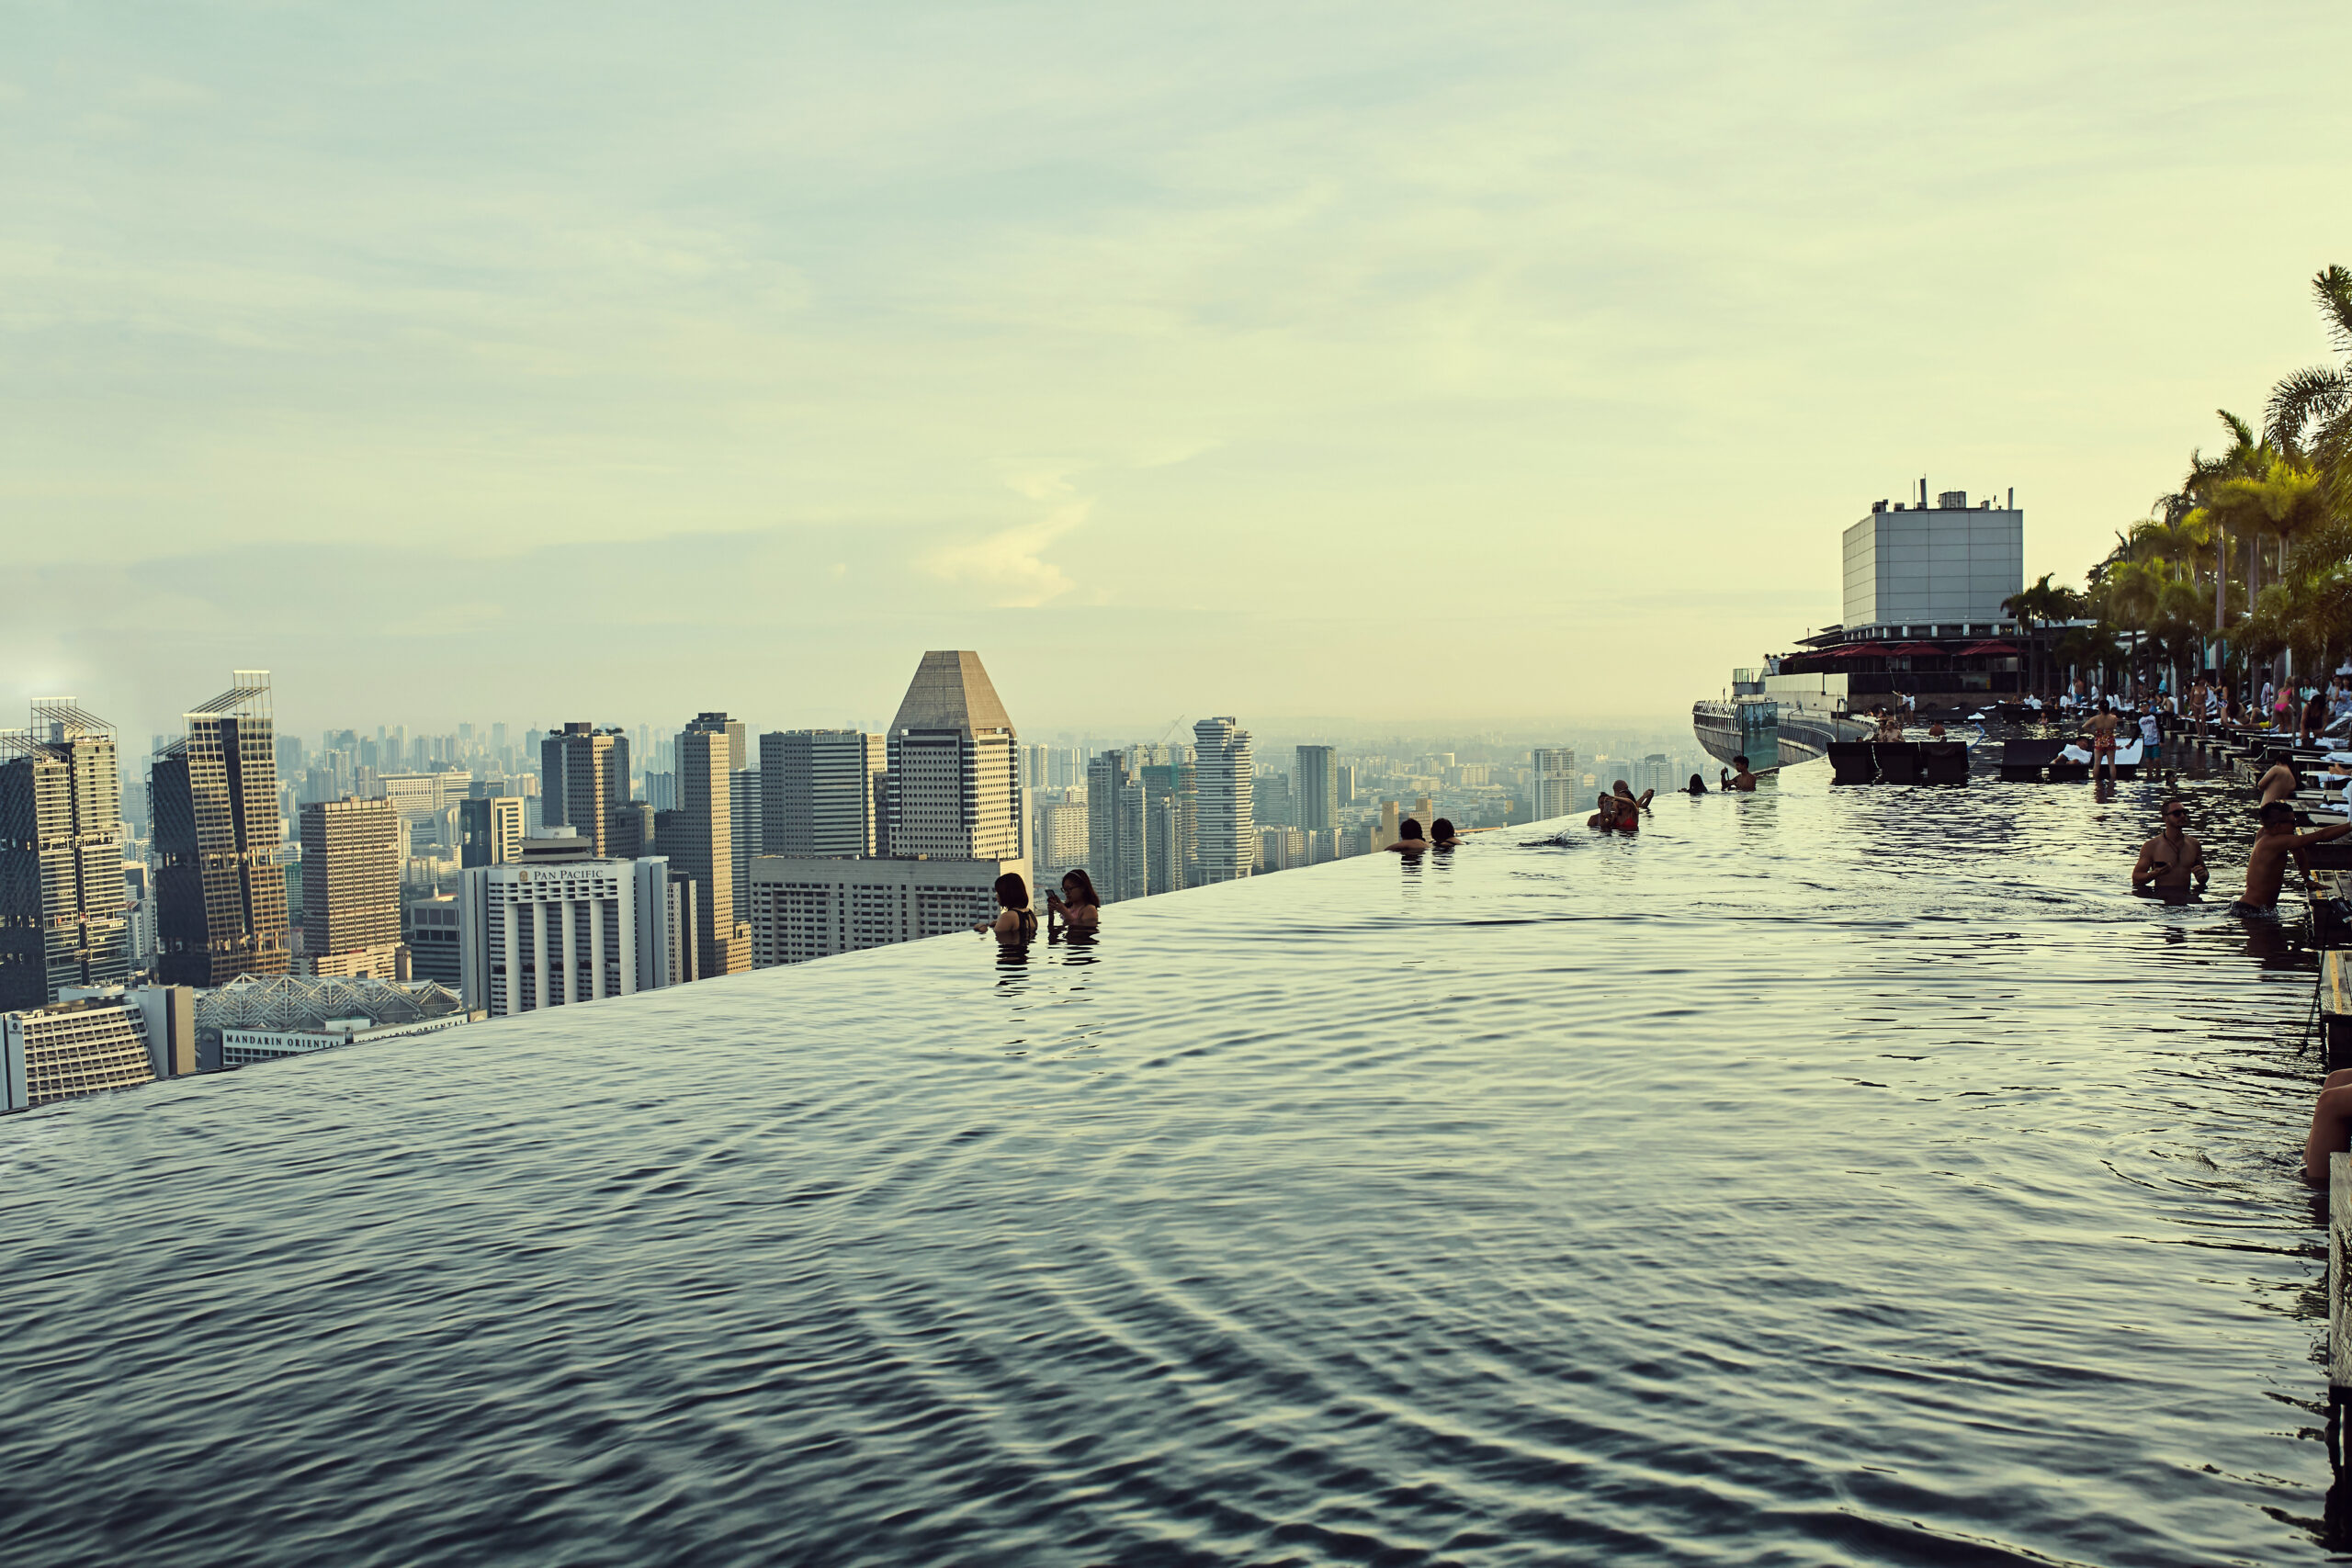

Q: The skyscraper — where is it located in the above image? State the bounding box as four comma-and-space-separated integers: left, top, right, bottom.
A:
152, 672, 290, 987
459, 795, 526, 867
673, 713, 750, 978
729, 768, 760, 929
1140, 756, 1195, 892
751, 651, 1027, 966
0, 700, 130, 1010
1294, 746, 1338, 831
761, 730, 886, 857
299, 796, 402, 978
886, 651, 1021, 860
1192, 717, 1254, 884
1532, 748, 1580, 820
457, 855, 676, 1016
1085, 750, 1148, 903
539, 724, 631, 856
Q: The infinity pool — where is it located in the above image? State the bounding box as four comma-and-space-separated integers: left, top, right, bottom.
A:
0, 754, 2335, 1565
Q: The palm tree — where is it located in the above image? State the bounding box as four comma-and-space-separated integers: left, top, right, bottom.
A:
2267, 264, 2352, 502
2002, 573, 2086, 698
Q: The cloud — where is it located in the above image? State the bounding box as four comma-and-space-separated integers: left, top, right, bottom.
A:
922, 498, 1091, 607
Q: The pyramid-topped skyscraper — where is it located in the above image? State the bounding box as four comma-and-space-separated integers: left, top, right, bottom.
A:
886, 650, 1022, 861
746, 650, 1028, 967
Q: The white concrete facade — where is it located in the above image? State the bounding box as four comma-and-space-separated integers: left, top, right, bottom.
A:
458, 856, 673, 1017
1841, 497, 2023, 632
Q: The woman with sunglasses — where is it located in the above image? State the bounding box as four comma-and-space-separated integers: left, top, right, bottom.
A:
2130, 799, 2208, 893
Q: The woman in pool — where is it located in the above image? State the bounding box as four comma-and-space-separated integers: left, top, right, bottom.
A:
1383, 819, 1430, 852
1046, 868, 1100, 931
1685, 773, 1708, 795
974, 872, 1038, 943
1430, 818, 1463, 847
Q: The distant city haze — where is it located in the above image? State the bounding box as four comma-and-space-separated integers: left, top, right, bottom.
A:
6, 5, 2349, 740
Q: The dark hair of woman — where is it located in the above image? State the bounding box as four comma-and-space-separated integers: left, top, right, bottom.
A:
993, 873, 1030, 910
1060, 868, 1099, 907
1687, 773, 1707, 793
1399, 818, 1425, 840
1430, 818, 1455, 840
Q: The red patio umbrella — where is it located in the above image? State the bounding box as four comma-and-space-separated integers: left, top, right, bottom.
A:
1956, 640, 2019, 656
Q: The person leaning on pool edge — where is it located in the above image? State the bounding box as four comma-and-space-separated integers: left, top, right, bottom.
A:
2233, 800, 2352, 918
1722, 754, 1759, 792
1383, 818, 1430, 852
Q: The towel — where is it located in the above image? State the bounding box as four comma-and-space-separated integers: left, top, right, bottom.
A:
2058, 745, 2094, 763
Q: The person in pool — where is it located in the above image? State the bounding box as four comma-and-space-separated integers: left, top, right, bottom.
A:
2233, 800, 2352, 918
1587, 794, 1618, 829
974, 871, 1039, 942
1611, 781, 1655, 816
2082, 707, 2121, 784
1383, 818, 1430, 852
1046, 868, 1101, 931
2130, 799, 2208, 893
2301, 1069, 2352, 1181
1685, 773, 1708, 795
1722, 755, 1760, 793
1430, 818, 1464, 847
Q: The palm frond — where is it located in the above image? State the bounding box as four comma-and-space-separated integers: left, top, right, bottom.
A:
2317, 264, 2352, 355
2267, 365, 2349, 452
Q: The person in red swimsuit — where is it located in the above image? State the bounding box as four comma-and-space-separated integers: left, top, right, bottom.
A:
2083, 709, 2120, 784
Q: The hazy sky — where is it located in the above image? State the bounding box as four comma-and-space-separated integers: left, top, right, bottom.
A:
6, 2, 2351, 745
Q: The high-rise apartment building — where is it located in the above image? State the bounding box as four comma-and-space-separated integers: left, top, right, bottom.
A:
673, 714, 750, 978
299, 796, 402, 978
1295, 746, 1338, 832
1192, 717, 1255, 885
0, 700, 130, 1010
887, 651, 1021, 860
539, 724, 631, 856
1140, 758, 1194, 892
1145, 792, 1186, 898
457, 856, 676, 1016
1532, 748, 1580, 821
403, 896, 463, 989
761, 730, 886, 857
1085, 751, 1148, 903
751, 651, 1027, 966
1255, 771, 1293, 828
1336, 763, 1357, 805
152, 672, 289, 987
1033, 793, 1089, 878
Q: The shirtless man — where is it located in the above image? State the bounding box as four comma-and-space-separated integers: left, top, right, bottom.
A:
2130, 800, 2208, 892
2233, 800, 2352, 917
1721, 754, 1759, 793
1586, 794, 1619, 829
2082, 707, 2122, 784
2256, 761, 2302, 808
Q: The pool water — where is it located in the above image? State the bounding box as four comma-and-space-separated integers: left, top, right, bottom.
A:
0, 750, 2338, 1565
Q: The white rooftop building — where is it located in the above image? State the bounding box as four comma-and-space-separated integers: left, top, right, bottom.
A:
458, 856, 676, 1018
1840, 483, 2023, 638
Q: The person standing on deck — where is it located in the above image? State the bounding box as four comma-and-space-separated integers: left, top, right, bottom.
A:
2257, 761, 2302, 807
2232, 801, 2352, 918
2131, 800, 2208, 892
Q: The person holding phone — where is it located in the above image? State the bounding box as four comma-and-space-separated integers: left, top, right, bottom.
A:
2131, 800, 2207, 892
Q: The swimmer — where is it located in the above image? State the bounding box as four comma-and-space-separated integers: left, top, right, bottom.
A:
1928, 721, 1947, 740
973, 871, 1039, 942
1046, 868, 1101, 931
1587, 794, 1618, 830
2256, 761, 2302, 807
1430, 817, 1463, 848
1384, 818, 1430, 852
2130, 799, 2207, 892
2232, 800, 2352, 918
1722, 754, 1759, 793
1684, 773, 1708, 795
1611, 781, 1655, 814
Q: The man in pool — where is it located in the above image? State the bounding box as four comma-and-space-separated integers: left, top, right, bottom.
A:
2130, 799, 2207, 893
1722, 755, 1759, 792
2233, 800, 2352, 917
2256, 761, 2302, 807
